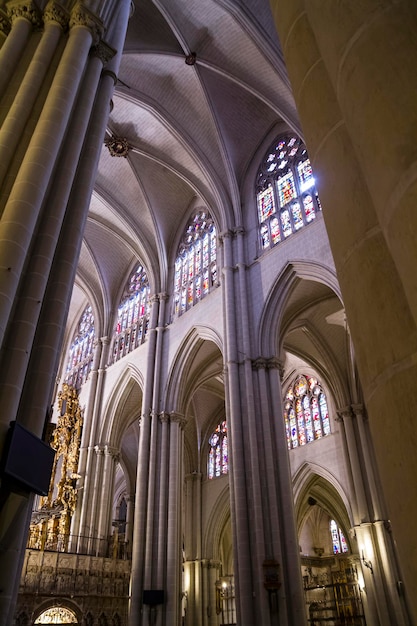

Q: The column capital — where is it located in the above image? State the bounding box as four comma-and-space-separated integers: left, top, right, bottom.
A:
351, 403, 365, 419
252, 357, 267, 370
69, 2, 103, 44
185, 471, 202, 482
43, 1, 70, 31
104, 444, 120, 461
252, 356, 283, 374
7, 0, 42, 28
90, 40, 116, 65
336, 406, 353, 421
234, 225, 245, 236
201, 559, 221, 569
159, 411, 170, 424
170, 411, 186, 430
218, 229, 234, 243
0, 7, 11, 35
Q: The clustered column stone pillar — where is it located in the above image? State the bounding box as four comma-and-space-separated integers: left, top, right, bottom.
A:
269, 1, 417, 621
0, 1, 132, 621
221, 221, 306, 625
165, 412, 186, 626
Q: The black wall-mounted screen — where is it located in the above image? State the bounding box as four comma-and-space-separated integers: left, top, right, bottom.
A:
143, 590, 164, 606
1, 421, 55, 495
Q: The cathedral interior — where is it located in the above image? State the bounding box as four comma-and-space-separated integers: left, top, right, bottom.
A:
0, 0, 416, 625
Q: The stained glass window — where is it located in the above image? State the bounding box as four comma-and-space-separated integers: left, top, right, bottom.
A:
111, 263, 150, 364
35, 607, 78, 623
256, 134, 321, 250
208, 421, 228, 479
284, 375, 331, 450
330, 519, 349, 555
65, 305, 95, 389
174, 210, 217, 316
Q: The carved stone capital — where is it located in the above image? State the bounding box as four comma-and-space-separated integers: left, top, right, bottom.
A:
351, 403, 365, 419
170, 412, 186, 430
218, 229, 234, 243
105, 445, 120, 462
159, 412, 170, 424
252, 357, 267, 370
336, 406, 353, 421
43, 1, 69, 30
0, 8, 11, 35
69, 2, 103, 44
253, 357, 284, 378
7, 0, 42, 28
90, 40, 116, 66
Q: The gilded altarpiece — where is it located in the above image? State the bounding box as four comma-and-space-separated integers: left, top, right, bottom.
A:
28, 384, 83, 552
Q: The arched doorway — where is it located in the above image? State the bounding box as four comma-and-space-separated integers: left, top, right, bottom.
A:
34, 606, 78, 624
296, 474, 366, 625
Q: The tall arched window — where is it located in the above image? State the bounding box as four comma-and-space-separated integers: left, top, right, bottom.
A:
256, 134, 321, 250
208, 420, 228, 479
330, 519, 349, 554
65, 305, 95, 389
112, 263, 150, 363
284, 375, 331, 450
174, 210, 217, 316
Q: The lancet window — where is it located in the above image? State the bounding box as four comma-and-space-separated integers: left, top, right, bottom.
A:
256, 134, 321, 250
65, 305, 95, 389
330, 520, 349, 554
174, 210, 217, 316
208, 420, 228, 479
112, 263, 150, 363
284, 375, 331, 450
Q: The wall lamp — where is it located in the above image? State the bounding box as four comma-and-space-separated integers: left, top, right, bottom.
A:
361, 550, 373, 575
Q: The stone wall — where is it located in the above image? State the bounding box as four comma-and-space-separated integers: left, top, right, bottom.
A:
15, 550, 130, 624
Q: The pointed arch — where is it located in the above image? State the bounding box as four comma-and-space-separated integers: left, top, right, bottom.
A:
292, 462, 353, 538
203, 483, 231, 562
99, 364, 144, 447
164, 325, 223, 415
32, 599, 82, 625
258, 260, 341, 358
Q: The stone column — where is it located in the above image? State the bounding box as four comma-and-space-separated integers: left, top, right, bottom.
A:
336, 407, 368, 524
89, 445, 105, 553
220, 229, 255, 626
0, 0, 40, 93
96, 445, 120, 553
130, 295, 160, 624
203, 560, 221, 626
75, 336, 109, 546
125, 493, 135, 559
261, 358, 306, 625
0, 1, 68, 190
157, 412, 170, 586
353, 405, 410, 624
0, 0, 131, 621
269, 2, 417, 619
183, 472, 202, 626
165, 412, 186, 626
0, 4, 101, 352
